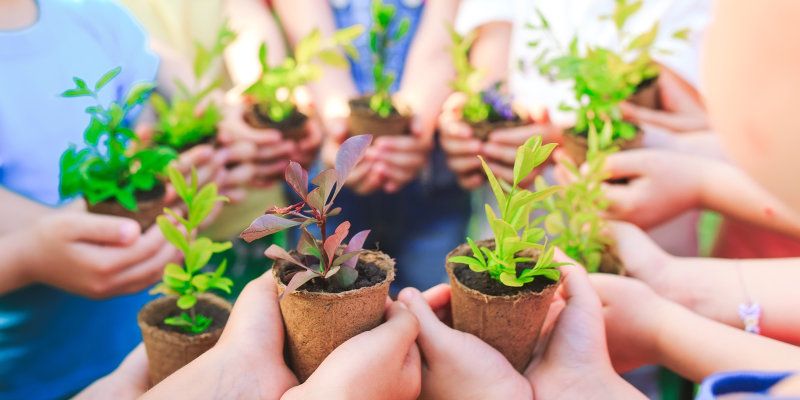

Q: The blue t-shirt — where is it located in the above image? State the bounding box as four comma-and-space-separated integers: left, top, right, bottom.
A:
697, 371, 795, 399
0, 1, 158, 398
331, 0, 424, 94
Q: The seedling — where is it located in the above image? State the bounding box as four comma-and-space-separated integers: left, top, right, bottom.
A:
59, 67, 176, 211
449, 137, 563, 287
540, 121, 616, 272
449, 26, 516, 124
245, 26, 363, 123
240, 135, 373, 297
528, 0, 689, 141
151, 23, 237, 150
368, 0, 410, 117
152, 166, 233, 334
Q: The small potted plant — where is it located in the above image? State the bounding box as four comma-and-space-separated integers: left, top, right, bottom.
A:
348, 0, 411, 137
239, 134, 394, 381
138, 166, 234, 385
528, 3, 688, 164
150, 24, 236, 151
449, 26, 527, 141
446, 136, 564, 372
539, 121, 624, 275
59, 67, 176, 229
243, 26, 363, 140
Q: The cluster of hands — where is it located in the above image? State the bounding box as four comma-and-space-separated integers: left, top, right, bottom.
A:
78, 250, 678, 400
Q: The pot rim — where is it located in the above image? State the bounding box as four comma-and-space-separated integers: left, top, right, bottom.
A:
137, 293, 231, 344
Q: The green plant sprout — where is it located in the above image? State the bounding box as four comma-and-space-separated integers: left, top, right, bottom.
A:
59, 67, 176, 211
539, 120, 617, 273
245, 25, 364, 123
528, 0, 689, 141
448, 26, 517, 124
151, 23, 237, 150
368, 0, 410, 117
449, 137, 564, 287
152, 166, 233, 334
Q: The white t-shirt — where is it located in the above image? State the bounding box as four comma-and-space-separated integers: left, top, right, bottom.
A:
456, 0, 711, 126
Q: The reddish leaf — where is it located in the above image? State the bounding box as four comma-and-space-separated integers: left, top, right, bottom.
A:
285, 162, 308, 199
323, 221, 351, 266
335, 135, 372, 196
343, 229, 370, 268
264, 244, 309, 270
312, 169, 337, 207
306, 188, 326, 212
240, 215, 300, 242
281, 269, 318, 299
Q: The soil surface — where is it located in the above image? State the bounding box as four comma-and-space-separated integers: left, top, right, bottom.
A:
247, 104, 307, 131
454, 264, 556, 296
279, 259, 387, 294
350, 95, 401, 117
136, 183, 166, 202
155, 298, 230, 335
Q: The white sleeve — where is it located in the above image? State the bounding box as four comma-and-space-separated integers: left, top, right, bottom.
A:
455, 0, 515, 34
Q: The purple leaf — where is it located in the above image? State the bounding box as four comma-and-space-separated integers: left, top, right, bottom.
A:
343, 229, 370, 268
264, 244, 309, 270
311, 169, 337, 207
285, 162, 309, 199
324, 266, 341, 278
296, 227, 318, 256
306, 187, 326, 212
281, 269, 319, 299
323, 221, 350, 266
240, 215, 301, 242
335, 135, 372, 197
332, 251, 360, 268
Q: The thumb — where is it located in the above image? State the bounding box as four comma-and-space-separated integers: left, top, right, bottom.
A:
602, 150, 647, 180
558, 265, 601, 310
62, 213, 141, 245
398, 287, 451, 354
369, 302, 420, 354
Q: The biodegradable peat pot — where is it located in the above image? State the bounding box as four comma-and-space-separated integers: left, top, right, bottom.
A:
469, 118, 528, 141
629, 77, 661, 110
138, 294, 232, 385
86, 184, 166, 230
243, 104, 309, 141
446, 240, 559, 372
561, 128, 644, 166
598, 246, 626, 275
348, 96, 410, 137
274, 250, 395, 382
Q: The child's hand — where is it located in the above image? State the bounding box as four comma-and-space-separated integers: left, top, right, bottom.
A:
620, 67, 709, 133
372, 133, 433, 193
283, 302, 421, 400
483, 124, 559, 186
596, 149, 704, 229
438, 92, 485, 190
397, 286, 533, 400
17, 212, 179, 298
589, 273, 669, 374
527, 265, 643, 399
143, 272, 298, 399
607, 221, 673, 285
74, 344, 150, 399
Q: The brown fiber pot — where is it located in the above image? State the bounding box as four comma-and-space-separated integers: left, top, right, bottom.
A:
86, 184, 166, 230
469, 118, 528, 141
561, 129, 644, 166
446, 240, 559, 372
273, 250, 395, 382
243, 104, 309, 141
348, 96, 410, 137
599, 246, 626, 275
138, 294, 231, 386
629, 77, 661, 110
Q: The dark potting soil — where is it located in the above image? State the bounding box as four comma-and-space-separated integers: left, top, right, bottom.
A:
350, 95, 402, 118
636, 76, 658, 93
250, 104, 307, 131
136, 183, 166, 202
279, 260, 387, 294
453, 264, 556, 296
155, 298, 230, 336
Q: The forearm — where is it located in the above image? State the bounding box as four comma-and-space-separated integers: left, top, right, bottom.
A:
655, 256, 800, 345
225, 0, 288, 88
397, 0, 459, 114
470, 21, 512, 87
699, 160, 800, 239
655, 298, 800, 382
0, 188, 54, 234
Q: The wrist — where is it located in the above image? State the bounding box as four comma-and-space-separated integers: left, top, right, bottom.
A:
532, 366, 620, 400
6, 227, 35, 290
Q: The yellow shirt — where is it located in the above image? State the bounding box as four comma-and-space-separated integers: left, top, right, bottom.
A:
121, 0, 285, 240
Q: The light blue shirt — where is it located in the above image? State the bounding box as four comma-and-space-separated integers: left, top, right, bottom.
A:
0, 0, 158, 398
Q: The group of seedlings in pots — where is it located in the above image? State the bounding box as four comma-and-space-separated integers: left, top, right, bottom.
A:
53, 0, 685, 386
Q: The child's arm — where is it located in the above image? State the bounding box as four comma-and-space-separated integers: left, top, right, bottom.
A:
610, 221, 800, 345
0, 189, 57, 234
599, 149, 800, 237
592, 273, 800, 382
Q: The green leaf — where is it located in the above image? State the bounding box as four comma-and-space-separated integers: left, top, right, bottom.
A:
95, 66, 121, 91
165, 263, 191, 281
177, 294, 197, 310
499, 272, 524, 287
157, 215, 189, 252
448, 255, 487, 272
479, 156, 507, 211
